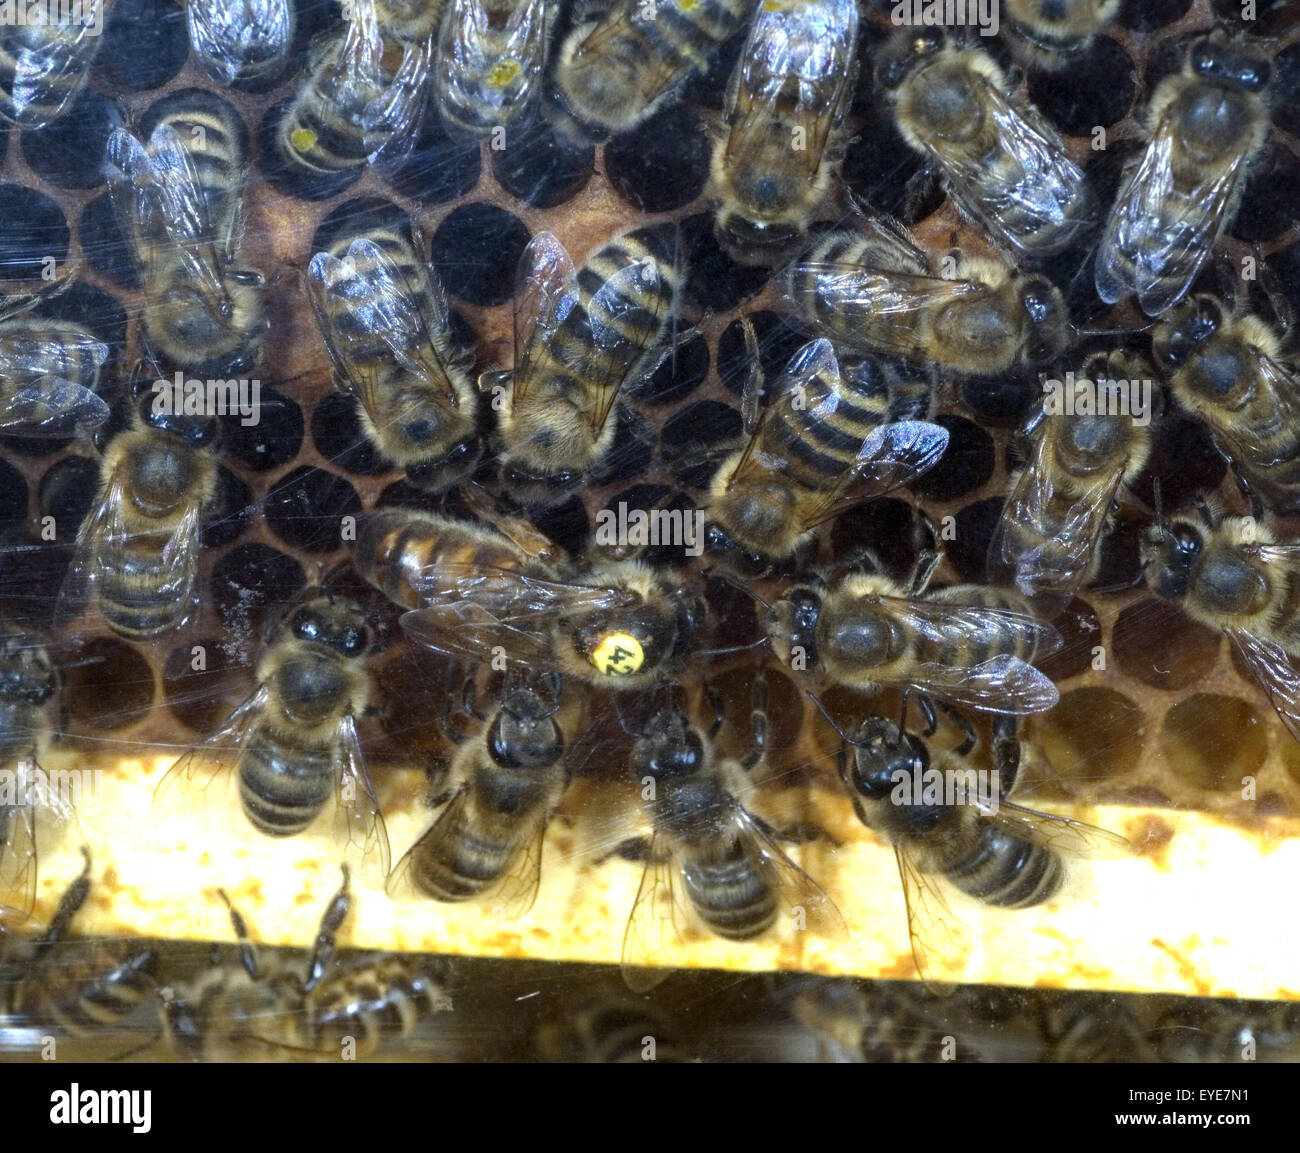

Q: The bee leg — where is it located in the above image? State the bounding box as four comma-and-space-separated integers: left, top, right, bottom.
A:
303, 866, 351, 994
32, 847, 92, 963
703, 683, 725, 740
748, 671, 769, 769
908, 545, 943, 596
773, 822, 841, 849
593, 835, 652, 867
217, 887, 262, 981
463, 668, 486, 722
991, 714, 1021, 796
914, 693, 940, 738
935, 700, 977, 757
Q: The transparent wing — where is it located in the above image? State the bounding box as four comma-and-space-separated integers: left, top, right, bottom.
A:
895, 842, 971, 995
7, 16, 102, 127
1228, 628, 1300, 744
400, 563, 635, 667
481, 817, 548, 923
937, 81, 1093, 256
385, 792, 463, 906
0, 804, 37, 925
0, 328, 109, 436
983, 799, 1131, 860
572, 0, 686, 104
439, 0, 550, 126
732, 805, 848, 942
364, 35, 435, 169
151, 685, 270, 815
1095, 110, 1244, 316
511, 232, 578, 411
332, 712, 391, 885
905, 651, 1060, 714
620, 833, 687, 994
187, 0, 294, 85
725, 0, 858, 177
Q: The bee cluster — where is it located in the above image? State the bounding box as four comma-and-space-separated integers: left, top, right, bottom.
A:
1, 0, 1300, 1060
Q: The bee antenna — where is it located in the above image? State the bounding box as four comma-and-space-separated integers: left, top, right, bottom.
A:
806, 690, 861, 748
1152, 476, 1166, 541
609, 691, 639, 740
708, 569, 773, 613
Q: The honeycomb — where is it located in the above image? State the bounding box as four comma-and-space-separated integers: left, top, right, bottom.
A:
2, 0, 1300, 1062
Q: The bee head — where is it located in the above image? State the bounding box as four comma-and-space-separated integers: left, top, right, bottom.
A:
771, 587, 822, 668
500, 462, 584, 509
876, 28, 945, 90
490, 688, 563, 769
1152, 296, 1222, 370
714, 209, 805, 267
1191, 33, 1273, 92
289, 596, 371, 659
0, 642, 54, 704
630, 709, 704, 783
1140, 518, 1203, 600
406, 437, 483, 492
1019, 277, 1070, 365
136, 389, 221, 449
844, 716, 930, 800
703, 521, 771, 579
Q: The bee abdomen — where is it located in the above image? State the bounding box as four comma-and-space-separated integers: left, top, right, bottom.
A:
945, 824, 1063, 908
308, 960, 450, 1055
38, 951, 157, 1036
239, 737, 336, 835
98, 541, 192, 640
682, 853, 778, 940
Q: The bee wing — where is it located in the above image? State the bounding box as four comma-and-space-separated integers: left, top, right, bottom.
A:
108, 123, 230, 313
8, 18, 103, 127
1227, 628, 1300, 745
151, 685, 271, 814
895, 842, 971, 995
576, 256, 665, 438
187, 0, 294, 85
364, 35, 435, 169
1096, 112, 1244, 315
620, 833, 688, 994
400, 563, 633, 667
991, 438, 1122, 603
0, 804, 37, 924
984, 799, 1130, 860
732, 805, 848, 942
511, 232, 579, 410
481, 817, 548, 923
385, 793, 462, 906
0, 331, 110, 437
938, 82, 1093, 256
333, 712, 391, 886
441, 0, 549, 112
905, 652, 1061, 714
725, 0, 858, 177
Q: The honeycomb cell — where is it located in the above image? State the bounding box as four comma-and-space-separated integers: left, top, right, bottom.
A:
606, 105, 710, 213
1232, 145, 1300, 244
211, 543, 306, 625
672, 214, 769, 315
0, 458, 27, 531
1113, 599, 1221, 691
1131, 416, 1225, 512
97, 0, 189, 91
1161, 694, 1267, 791
431, 204, 530, 307
1118, 0, 1191, 29
1036, 597, 1102, 684
163, 640, 254, 734
831, 498, 934, 587
38, 282, 128, 360
63, 638, 155, 731
0, 186, 69, 280
312, 393, 392, 476
1275, 44, 1300, 139
310, 196, 409, 257
202, 467, 254, 548
586, 412, 654, 489
78, 193, 138, 289
1091, 514, 1145, 595
717, 312, 811, 396
219, 388, 304, 471
661, 400, 741, 489
842, 116, 943, 225
1029, 686, 1145, 781
910, 416, 994, 503
36, 457, 95, 533
1027, 37, 1135, 135
634, 333, 710, 407
944, 496, 1002, 584
257, 99, 362, 202
375, 647, 455, 755
708, 666, 802, 768
491, 119, 594, 208
263, 466, 363, 553
959, 374, 1039, 429
680, 26, 746, 111
22, 91, 124, 190
530, 496, 590, 559
382, 117, 482, 204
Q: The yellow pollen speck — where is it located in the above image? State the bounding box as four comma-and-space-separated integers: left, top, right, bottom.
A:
590, 633, 645, 677
487, 59, 521, 88
290, 127, 317, 153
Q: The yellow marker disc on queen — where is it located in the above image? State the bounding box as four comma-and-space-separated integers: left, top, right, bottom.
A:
590, 633, 645, 677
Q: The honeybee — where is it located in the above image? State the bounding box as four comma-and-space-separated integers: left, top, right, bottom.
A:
306, 214, 482, 492
1, 850, 158, 1052
278, 0, 433, 175
1146, 998, 1300, 1063
768, 548, 1061, 786
185, 0, 295, 86
876, 31, 1094, 259
1003, 0, 1119, 70
711, 0, 858, 264
1153, 294, 1300, 516
703, 337, 948, 577
160, 867, 453, 1060
0, 0, 107, 129
153, 594, 390, 879
1141, 508, 1300, 743
0, 632, 60, 927
828, 702, 1126, 989
106, 89, 266, 377
535, 995, 686, 1062
554, 0, 750, 136
60, 394, 219, 642
487, 228, 682, 506
0, 306, 110, 438
787, 216, 1070, 376
990, 349, 1154, 610
435, 0, 552, 136
1035, 991, 1151, 1062
619, 703, 846, 993
355, 506, 702, 690
387, 672, 575, 918
1095, 30, 1273, 317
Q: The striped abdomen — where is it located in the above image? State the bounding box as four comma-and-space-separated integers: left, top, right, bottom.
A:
918, 585, 1047, 666
98, 532, 196, 640
681, 844, 778, 940
281, 35, 392, 173
0, 22, 100, 128
19, 949, 157, 1037
940, 817, 1063, 908
303, 957, 452, 1056
239, 723, 339, 836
